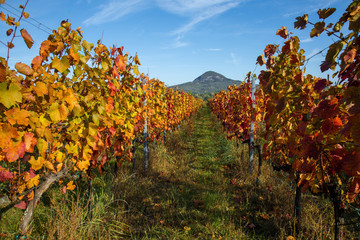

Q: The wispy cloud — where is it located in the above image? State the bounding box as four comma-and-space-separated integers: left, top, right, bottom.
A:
158, 0, 244, 47
208, 48, 222, 51
83, 0, 144, 25
301, 37, 313, 43
283, 0, 340, 18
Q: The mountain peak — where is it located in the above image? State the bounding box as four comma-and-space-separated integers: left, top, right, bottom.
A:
193, 71, 229, 83
170, 71, 241, 97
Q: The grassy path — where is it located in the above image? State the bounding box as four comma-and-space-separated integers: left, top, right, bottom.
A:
121, 106, 248, 239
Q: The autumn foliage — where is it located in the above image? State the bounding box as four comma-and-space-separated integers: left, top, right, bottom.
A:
0, 1, 202, 235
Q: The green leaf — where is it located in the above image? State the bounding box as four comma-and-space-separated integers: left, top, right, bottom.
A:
0, 82, 22, 108
326, 41, 345, 63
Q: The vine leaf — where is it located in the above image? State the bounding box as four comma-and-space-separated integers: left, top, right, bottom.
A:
310, 22, 326, 37
15, 62, 33, 76
0, 82, 22, 108
317, 8, 336, 19
276, 26, 288, 39
14, 201, 27, 210
294, 14, 308, 29
0, 62, 6, 82
52, 56, 70, 73
0, 166, 13, 182
20, 29, 34, 49
28, 156, 45, 171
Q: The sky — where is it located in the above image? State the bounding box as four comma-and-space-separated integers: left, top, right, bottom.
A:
0, 0, 351, 87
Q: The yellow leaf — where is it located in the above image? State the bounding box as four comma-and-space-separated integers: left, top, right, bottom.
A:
56, 151, 65, 163
132, 65, 139, 76
66, 181, 76, 191
26, 174, 40, 189
48, 102, 68, 122
44, 161, 55, 172
52, 56, 70, 73
36, 138, 48, 157
77, 160, 90, 171
82, 146, 92, 162
56, 162, 63, 172
28, 156, 44, 171
0, 82, 22, 108
88, 122, 97, 136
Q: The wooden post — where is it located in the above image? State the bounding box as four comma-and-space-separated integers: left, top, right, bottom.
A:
143, 81, 149, 171
249, 75, 256, 173
294, 173, 302, 235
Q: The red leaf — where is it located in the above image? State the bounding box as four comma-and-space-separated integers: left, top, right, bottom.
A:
264, 44, 277, 57
62, 186, 67, 194
14, 201, 27, 210
276, 26, 288, 39
109, 126, 116, 136
107, 82, 116, 96
29, 169, 36, 178
0, 166, 13, 182
314, 79, 328, 93
320, 61, 332, 72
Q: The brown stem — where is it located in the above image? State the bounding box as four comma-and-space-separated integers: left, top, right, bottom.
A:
19, 167, 68, 236
6, 0, 30, 63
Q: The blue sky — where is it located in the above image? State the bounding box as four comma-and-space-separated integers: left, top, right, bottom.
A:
0, 0, 350, 86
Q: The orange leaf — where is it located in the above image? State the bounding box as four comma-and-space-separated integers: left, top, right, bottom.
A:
15, 62, 33, 76
20, 29, 34, 49
66, 181, 76, 191
4, 141, 25, 162
116, 55, 126, 72
34, 81, 48, 96
31, 56, 43, 70
4, 108, 30, 125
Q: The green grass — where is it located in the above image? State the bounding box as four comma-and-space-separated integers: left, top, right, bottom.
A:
1, 105, 359, 239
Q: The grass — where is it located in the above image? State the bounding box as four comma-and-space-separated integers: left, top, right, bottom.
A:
1, 105, 359, 239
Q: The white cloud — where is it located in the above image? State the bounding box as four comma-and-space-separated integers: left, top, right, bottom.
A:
156, 0, 238, 15
83, 0, 144, 25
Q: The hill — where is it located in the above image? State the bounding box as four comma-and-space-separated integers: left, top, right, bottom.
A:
170, 71, 241, 98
